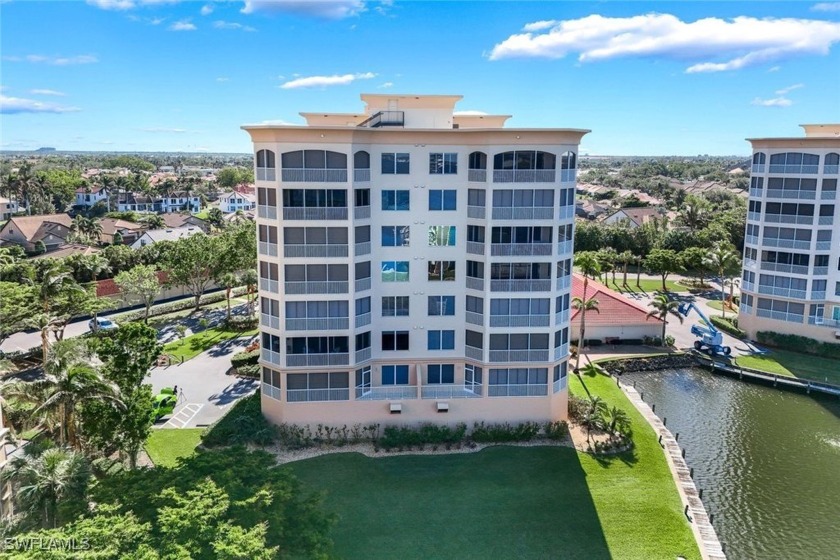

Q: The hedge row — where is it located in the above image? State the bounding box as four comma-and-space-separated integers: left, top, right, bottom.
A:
710, 315, 746, 338
117, 286, 248, 323
757, 331, 840, 359
231, 349, 260, 369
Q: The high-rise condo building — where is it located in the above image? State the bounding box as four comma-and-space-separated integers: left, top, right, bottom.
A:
740, 124, 840, 342
243, 94, 588, 427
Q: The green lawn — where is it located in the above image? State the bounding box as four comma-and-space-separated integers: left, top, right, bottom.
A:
144, 429, 203, 468
735, 349, 840, 386
288, 373, 699, 560
162, 325, 258, 361
601, 277, 686, 294
194, 209, 210, 220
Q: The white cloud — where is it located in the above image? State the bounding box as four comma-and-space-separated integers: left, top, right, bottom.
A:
0, 94, 81, 114
280, 72, 376, 89
242, 0, 365, 19
377, 81, 393, 88
29, 89, 67, 96
751, 96, 793, 107
201, 4, 214, 15
775, 83, 804, 95
3, 54, 98, 65
169, 20, 196, 31
216, 77, 229, 82
86, 0, 181, 9
213, 20, 256, 31
767, 65, 781, 72
138, 127, 188, 133
489, 14, 840, 73
812, 3, 840, 11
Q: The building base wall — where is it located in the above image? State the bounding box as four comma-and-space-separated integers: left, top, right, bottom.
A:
739, 312, 840, 345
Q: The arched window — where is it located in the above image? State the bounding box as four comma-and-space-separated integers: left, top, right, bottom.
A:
281, 150, 348, 182
492, 151, 556, 182
825, 153, 839, 174
752, 152, 766, 165
769, 152, 820, 174
468, 151, 487, 182
256, 149, 276, 181
354, 151, 370, 182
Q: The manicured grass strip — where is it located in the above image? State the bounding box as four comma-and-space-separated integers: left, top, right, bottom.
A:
705, 299, 737, 313
735, 349, 840, 386
144, 429, 203, 468
601, 277, 686, 294
162, 326, 258, 361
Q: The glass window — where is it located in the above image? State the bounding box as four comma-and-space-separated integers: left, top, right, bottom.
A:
428, 295, 456, 316
429, 190, 457, 210
382, 261, 410, 282
469, 152, 487, 170
429, 226, 456, 246
382, 331, 409, 351
382, 296, 410, 317
382, 365, 409, 385
382, 190, 410, 210
382, 153, 410, 174
428, 330, 455, 350
428, 261, 456, 281
429, 153, 458, 174
428, 364, 455, 384
381, 225, 410, 247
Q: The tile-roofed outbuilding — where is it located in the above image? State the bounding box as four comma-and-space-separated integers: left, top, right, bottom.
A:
571, 273, 663, 328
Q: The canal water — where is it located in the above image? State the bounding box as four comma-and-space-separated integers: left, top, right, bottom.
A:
621, 368, 840, 560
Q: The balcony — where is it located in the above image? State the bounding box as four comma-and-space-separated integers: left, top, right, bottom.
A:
357, 110, 404, 128
760, 262, 809, 275
283, 207, 348, 221
354, 206, 371, 220
765, 189, 816, 200
355, 242, 371, 256
490, 243, 552, 256
256, 168, 276, 181
286, 388, 350, 402
354, 169, 370, 182
757, 285, 807, 299
421, 385, 482, 399
491, 207, 554, 220
488, 349, 549, 362
468, 169, 487, 182
466, 311, 484, 326
355, 385, 416, 400
284, 281, 348, 295
286, 353, 350, 367
281, 169, 348, 183
813, 266, 828, 276
751, 164, 766, 174
554, 343, 569, 361
558, 206, 575, 221
764, 214, 813, 225
259, 278, 279, 294
493, 169, 556, 183
555, 309, 570, 325
284, 244, 349, 258
489, 315, 550, 327
260, 313, 280, 330
355, 312, 371, 328
745, 234, 759, 245
762, 238, 811, 250
821, 190, 837, 200
285, 317, 349, 331
741, 280, 756, 292
557, 240, 573, 254
747, 212, 762, 222
818, 216, 834, 226
553, 378, 566, 394
556, 275, 572, 291
825, 165, 839, 175
261, 348, 281, 366
808, 316, 840, 328
258, 242, 278, 257
466, 277, 484, 291
465, 346, 483, 361
743, 257, 757, 269
749, 188, 763, 198
560, 169, 576, 184
467, 205, 486, 219
816, 241, 831, 251
756, 308, 804, 323
739, 303, 753, 315
355, 347, 371, 362
490, 279, 552, 292
466, 241, 485, 256
258, 205, 277, 220
811, 291, 826, 300
488, 383, 548, 397
263, 383, 281, 401
355, 277, 371, 292
768, 164, 819, 174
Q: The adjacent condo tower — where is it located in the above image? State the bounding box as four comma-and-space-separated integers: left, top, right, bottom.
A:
243, 94, 588, 427
740, 124, 840, 343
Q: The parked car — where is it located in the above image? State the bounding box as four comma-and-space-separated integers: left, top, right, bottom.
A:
151, 388, 178, 421
89, 317, 118, 331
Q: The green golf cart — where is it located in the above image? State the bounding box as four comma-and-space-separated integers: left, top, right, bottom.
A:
151, 387, 177, 421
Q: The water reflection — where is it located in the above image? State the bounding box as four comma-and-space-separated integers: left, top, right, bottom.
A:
622, 368, 840, 560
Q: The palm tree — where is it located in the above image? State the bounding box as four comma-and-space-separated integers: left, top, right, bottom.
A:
703, 244, 740, 319
634, 254, 643, 287
573, 252, 602, 372
582, 396, 607, 448
140, 214, 165, 230
240, 269, 258, 317
619, 250, 633, 286
218, 272, 240, 321
724, 277, 741, 312
604, 406, 630, 440
1, 446, 90, 529
30, 262, 86, 360
207, 207, 225, 230
646, 294, 684, 346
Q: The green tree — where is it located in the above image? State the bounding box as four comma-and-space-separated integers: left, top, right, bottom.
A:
114, 264, 160, 322
240, 268, 259, 318
29, 261, 86, 360
218, 272, 240, 322
164, 233, 223, 311
679, 246, 711, 287
644, 248, 682, 292
704, 243, 741, 319
101, 243, 137, 275
646, 294, 684, 345
572, 252, 602, 393
215, 167, 254, 189
207, 207, 226, 229
33, 240, 47, 255
0, 281, 37, 346
139, 213, 165, 230
113, 230, 123, 245
604, 406, 631, 439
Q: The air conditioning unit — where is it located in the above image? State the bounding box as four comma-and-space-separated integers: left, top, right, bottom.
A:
389, 403, 402, 414
436, 402, 449, 412
834, 331, 840, 340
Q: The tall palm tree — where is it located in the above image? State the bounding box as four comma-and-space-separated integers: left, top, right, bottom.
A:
724, 277, 741, 312
619, 250, 633, 286
703, 244, 740, 319
240, 269, 258, 317
140, 214, 165, 230
218, 272, 240, 321
573, 252, 602, 372
582, 396, 607, 448
634, 254, 643, 287
31, 261, 86, 360
1, 446, 90, 529
646, 294, 684, 346
604, 406, 630, 440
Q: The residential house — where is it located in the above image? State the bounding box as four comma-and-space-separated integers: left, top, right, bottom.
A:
159, 191, 201, 213
575, 200, 610, 220
603, 206, 664, 228
99, 217, 145, 245
74, 185, 109, 208
570, 274, 662, 344
161, 212, 210, 232
116, 193, 158, 213
0, 213, 74, 252
30, 243, 101, 260
0, 196, 19, 221
219, 191, 256, 213
130, 226, 202, 249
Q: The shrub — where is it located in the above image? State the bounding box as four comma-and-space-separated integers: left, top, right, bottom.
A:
757, 331, 840, 359
567, 396, 590, 424
378, 423, 468, 450
470, 421, 540, 443
230, 349, 260, 369
225, 315, 258, 331
543, 421, 568, 441
236, 364, 260, 378
202, 393, 277, 447
117, 287, 248, 323
710, 315, 745, 338
664, 334, 675, 347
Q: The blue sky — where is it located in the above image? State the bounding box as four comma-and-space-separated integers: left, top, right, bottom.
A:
1, 1, 839, 155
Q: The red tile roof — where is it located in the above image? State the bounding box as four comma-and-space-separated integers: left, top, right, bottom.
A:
96, 270, 168, 297
570, 273, 662, 327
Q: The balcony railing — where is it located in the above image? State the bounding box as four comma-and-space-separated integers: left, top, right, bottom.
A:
768, 164, 819, 174
751, 164, 766, 174
756, 308, 804, 323
466, 311, 484, 326
557, 240, 573, 254
825, 165, 839, 175
560, 169, 576, 183
421, 385, 482, 399
466, 277, 484, 291
260, 313, 280, 330
491, 207, 554, 220
493, 169, 556, 183
490, 243, 552, 256
808, 316, 840, 327
489, 315, 550, 327
283, 207, 348, 221
258, 205, 277, 220
259, 278, 279, 294
466, 241, 485, 255
764, 214, 813, 225
283, 244, 349, 258
816, 241, 831, 251
818, 216, 834, 226
355, 312, 371, 328
256, 168, 276, 181
355, 242, 371, 256
488, 349, 549, 362
465, 346, 483, 361
762, 238, 811, 250
749, 188, 763, 198
554, 343, 569, 361
821, 190, 837, 200
744, 257, 757, 269
467, 205, 486, 219
355, 347, 371, 363
355, 385, 416, 400
286, 353, 350, 367
741, 280, 755, 292
767, 189, 817, 200
558, 206, 575, 221
490, 279, 552, 292
553, 378, 565, 394
263, 383, 281, 401
284, 281, 348, 295
555, 309, 570, 325
354, 169, 370, 182
285, 317, 349, 331
281, 168, 348, 183
357, 110, 404, 128
747, 211, 762, 222
757, 285, 807, 299
488, 383, 548, 397
468, 169, 487, 182
813, 266, 828, 276
556, 275, 572, 291
354, 205, 370, 219
760, 262, 809, 275
355, 277, 371, 292
286, 388, 350, 402
258, 242, 278, 257
261, 348, 281, 366
739, 303, 753, 315
745, 234, 759, 245
811, 291, 826, 300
